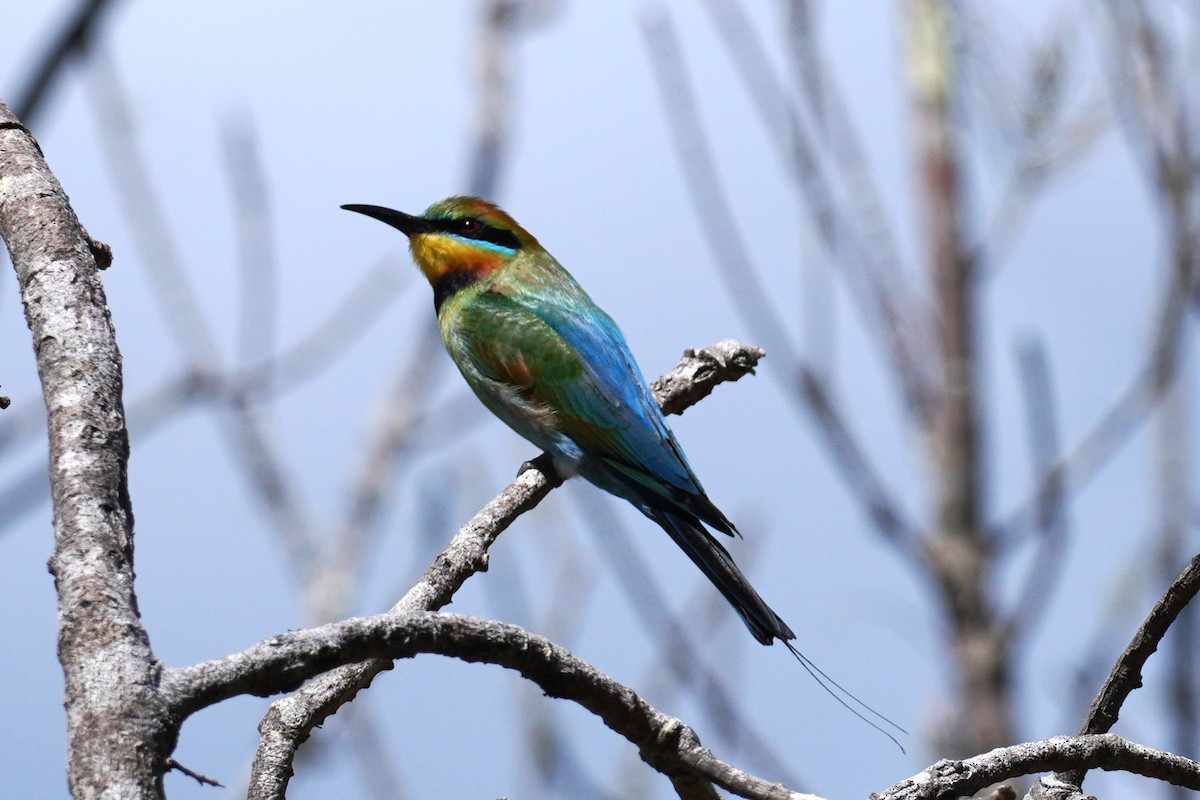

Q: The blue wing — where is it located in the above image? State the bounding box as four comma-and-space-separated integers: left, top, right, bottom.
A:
493, 269, 738, 535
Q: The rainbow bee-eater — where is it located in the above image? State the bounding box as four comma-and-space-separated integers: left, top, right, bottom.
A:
342, 196, 794, 646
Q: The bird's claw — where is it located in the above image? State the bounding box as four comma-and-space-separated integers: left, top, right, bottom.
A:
519, 452, 564, 487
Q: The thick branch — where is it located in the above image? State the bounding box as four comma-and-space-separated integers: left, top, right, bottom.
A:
173, 605, 1200, 800
0, 100, 170, 799
871, 734, 1200, 799
244, 339, 765, 799
167, 612, 809, 800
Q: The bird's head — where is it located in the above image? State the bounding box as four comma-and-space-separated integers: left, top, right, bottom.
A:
342, 196, 538, 292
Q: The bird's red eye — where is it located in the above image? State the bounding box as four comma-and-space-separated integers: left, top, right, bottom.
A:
459, 218, 480, 233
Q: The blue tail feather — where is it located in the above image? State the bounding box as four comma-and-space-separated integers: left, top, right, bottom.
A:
645, 508, 794, 645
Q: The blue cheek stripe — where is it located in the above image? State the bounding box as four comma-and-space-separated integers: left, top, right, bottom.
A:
448, 234, 516, 256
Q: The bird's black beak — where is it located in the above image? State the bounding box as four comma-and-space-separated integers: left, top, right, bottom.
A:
341, 204, 437, 238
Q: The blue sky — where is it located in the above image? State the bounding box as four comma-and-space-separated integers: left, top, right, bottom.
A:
0, 2, 1186, 798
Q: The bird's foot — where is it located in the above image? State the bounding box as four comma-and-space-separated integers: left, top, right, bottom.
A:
519, 452, 564, 487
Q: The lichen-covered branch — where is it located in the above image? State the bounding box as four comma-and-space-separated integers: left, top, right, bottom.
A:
0, 99, 171, 800
172, 606, 1200, 800
872, 734, 1200, 799
167, 612, 816, 800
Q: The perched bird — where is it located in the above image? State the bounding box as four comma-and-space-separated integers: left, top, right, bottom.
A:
342, 196, 794, 646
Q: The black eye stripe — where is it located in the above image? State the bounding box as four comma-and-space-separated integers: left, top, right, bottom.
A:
432, 217, 521, 251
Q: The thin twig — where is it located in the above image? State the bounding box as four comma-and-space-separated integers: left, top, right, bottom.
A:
1, 256, 403, 537
1155, 372, 1198, 800
235, 257, 405, 401
1002, 0, 1200, 543
976, 15, 1109, 267
13, 0, 121, 123
85, 48, 222, 365
218, 393, 319, 580
781, 0, 933, 417
641, 12, 800, 373
1005, 337, 1068, 640
165, 758, 223, 788
798, 368, 920, 552
221, 112, 279, 373
1057, 552, 1200, 788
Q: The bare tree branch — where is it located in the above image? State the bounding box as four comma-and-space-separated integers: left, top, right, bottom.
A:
235, 257, 405, 401
641, 12, 800, 374
975, 14, 1109, 267
468, 0, 517, 198
85, 49, 222, 366
907, 0, 1011, 755
1057, 552, 1200, 788
0, 251, 403, 536
781, 0, 935, 418
1026, 774, 1093, 800
12, 0, 121, 123
998, 288, 1189, 544
1150, 343, 1197, 800
1003, 0, 1200, 547
1005, 337, 1068, 640
221, 112, 279, 373
872, 734, 1200, 799
0, 98, 167, 800
168, 611, 828, 800
219, 393, 319, 579
649, 341, 765, 416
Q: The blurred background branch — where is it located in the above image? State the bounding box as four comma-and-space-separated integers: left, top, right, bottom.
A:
12, 0, 121, 123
